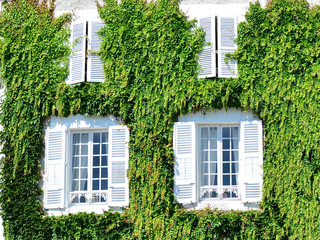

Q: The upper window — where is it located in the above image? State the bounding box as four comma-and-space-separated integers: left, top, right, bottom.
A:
43, 115, 129, 212
67, 20, 105, 84
198, 16, 238, 78
173, 109, 263, 210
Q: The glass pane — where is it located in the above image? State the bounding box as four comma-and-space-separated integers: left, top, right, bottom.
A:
101, 168, 108, 178
101, 196, 106, 202
210, 151, 217, 162
81, 157, 88, 167
223, 175, 230, 186
101, 180, 108, 190
81, 145, 88, 155
72, 181, 79, 191
72, 157, 79, 167
80, 180, 87, 191
223, 151, 230, 162
210, 175, 218, 185
200, 128, 208, 138
203, 175, 208, 185
73, 145, 79, 155
210, 163, 217, 173
222, 127, 230, 138
222, 139, 230, 149
102, 144, 107, 154
93, 133, 100, 143
93, 144, 100, 155
231, 151, 238, 161
209, 127, 217, 138
223, 163, 230, 173
102, 132, 107, 143
201, 151, 208, 162
231, 139, 238, 149
93, 168, 99, 178
209, 139, 217, 150
72, 169, 79, 180
93, 180, 99, 190
80, 196, 86, 203
81, 133, 88, 143
232, 175, 238, 185
101, 156, 108, 166
80, 168, 88, 179
232, 163, 239, 173
73, 134, 80, 144
203, 163, 208, 173
93, 156, 100, 166
231, 127, 238, 138
200, 139, 208, 150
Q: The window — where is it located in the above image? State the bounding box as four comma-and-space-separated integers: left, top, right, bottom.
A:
43, 116, 129, 211
67, 20, 105, 84
198, 16, 238, 78
173, 109, 263, 209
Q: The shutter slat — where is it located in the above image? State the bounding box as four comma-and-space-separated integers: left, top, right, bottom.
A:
44, 130, 66, 209
173, 122, 196, 204
109, 126, 129, 206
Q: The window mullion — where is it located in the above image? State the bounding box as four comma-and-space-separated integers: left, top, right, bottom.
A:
88, 132, 93, 201
217, 126, 222, 197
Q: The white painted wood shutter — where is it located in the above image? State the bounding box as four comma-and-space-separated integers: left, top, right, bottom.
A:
217, 16, 237, 78
68, 22, 86, 84
198, 16, 216, 78
87, 20, 106, 83
108, 126, 129, 206
240, 120, 263, 202
173, 122, 196, 204
44, 129, 66, 209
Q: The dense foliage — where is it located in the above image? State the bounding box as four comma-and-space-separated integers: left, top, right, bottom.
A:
1, 0, 320, 238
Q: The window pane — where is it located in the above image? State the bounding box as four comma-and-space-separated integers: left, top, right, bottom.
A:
72, 181, 79, 191
80, 180, 87, 191
223, 163, 230, 173
201, 151, 208, 162
81, 157, 88, 167
93, 144, 100, 155
93, 133, 100, 143
232, 163, 239, 173
209, 127, 217, 138
101, 156, 107, 166
72, 157, 79, 167
231, 151, 238, 161
80, 168, 88, 179
222, 139, 230, 149
72, 169, 79, 180
93, 180, 99, 190
101, 180, 108, 190
93, 168, 99, 178
210, 163, 217, 173
73, 145, 79, 155
223, 151, 230, 161
210, 151, 217, 162
210, 175, 218, 185
209, 139, 217, 150
222, 127, 230, 138
231, 139, 238, 149
200, 128, 208, 138
73, 134, 80, 144
203, 175, 208, 185
200, 139, 208, 150
81, 145, 88, 155
102, 132, 107, 143
203, 163, 208, 173
81, 133, 88, 143
223, 175, 230, 186
232, 175, 238, 185
101, 168, 108, 178
80, 196, 86, 203
231, 127, 238, 138
93, 156, 100, 166
101, 144, 107, 154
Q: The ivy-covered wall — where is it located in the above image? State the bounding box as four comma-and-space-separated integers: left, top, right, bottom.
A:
0, 0, 320, 239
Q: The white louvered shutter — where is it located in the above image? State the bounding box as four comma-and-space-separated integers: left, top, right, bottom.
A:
68, 22, 86, 84
173, 122, 196, 204
87, 21, 105, 83
44, 129, 66, 209
108, 126, 129, 206
198, 16, 216, 78
240, 120, 263, 202
217, 16, 237, 78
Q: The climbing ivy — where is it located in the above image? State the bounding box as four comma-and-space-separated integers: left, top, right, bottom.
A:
1, 0, 320, 238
